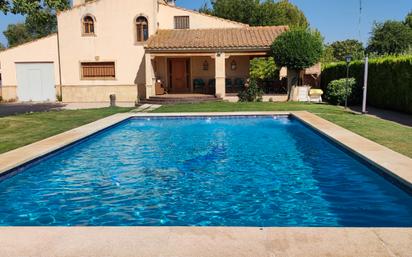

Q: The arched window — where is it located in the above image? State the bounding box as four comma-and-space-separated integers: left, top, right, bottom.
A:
83, 15, 95, 35
136, 16, 148, 42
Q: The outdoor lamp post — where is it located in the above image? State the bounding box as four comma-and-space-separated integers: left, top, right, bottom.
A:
344, 55, 352, 110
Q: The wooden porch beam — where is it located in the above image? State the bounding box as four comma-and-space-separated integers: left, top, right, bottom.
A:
149, 52, 269, 59
225, 52, 269, 57
150, 53, 215, 59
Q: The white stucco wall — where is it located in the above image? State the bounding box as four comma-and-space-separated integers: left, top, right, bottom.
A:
72, 0, 83, 6
0, 0, 252, 102
58, 0, 245, 88
158, 4, 246, 29
57, 0, 158, 87
226, 56, 250, 80
0, 34, 60, 87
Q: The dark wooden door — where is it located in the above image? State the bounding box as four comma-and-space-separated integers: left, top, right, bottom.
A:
170, 59, 189, 93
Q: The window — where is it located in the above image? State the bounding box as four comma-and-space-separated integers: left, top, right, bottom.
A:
81, 62, 115, 79
136, 16, 149, 42
83, 15, 95, 35
174, 16, 190, 29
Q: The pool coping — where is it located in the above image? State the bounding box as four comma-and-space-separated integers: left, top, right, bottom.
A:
0, 111, 411, 256
0, 227, 411, 257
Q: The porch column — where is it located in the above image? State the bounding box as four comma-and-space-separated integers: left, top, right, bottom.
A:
145, 53, 155, 99
214, 52, 226, 97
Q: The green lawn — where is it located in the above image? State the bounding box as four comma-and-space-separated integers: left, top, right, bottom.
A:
0, 107, 132, 154
154, 102, 412, 158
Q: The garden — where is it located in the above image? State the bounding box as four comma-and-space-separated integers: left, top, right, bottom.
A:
240, 10, 412, 115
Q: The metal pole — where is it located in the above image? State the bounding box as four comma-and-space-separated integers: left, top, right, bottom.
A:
345, 63, 349, 110
362, 56, 369, 114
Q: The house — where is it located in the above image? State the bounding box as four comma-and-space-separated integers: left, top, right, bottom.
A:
0, 0, 289, 103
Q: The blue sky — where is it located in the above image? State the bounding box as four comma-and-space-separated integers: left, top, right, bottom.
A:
0, 0, 411, 47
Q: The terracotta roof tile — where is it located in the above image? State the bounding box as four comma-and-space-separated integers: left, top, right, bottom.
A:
145, 26, 288, 51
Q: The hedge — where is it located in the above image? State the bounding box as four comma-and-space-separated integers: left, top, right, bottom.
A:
321, 55, 412, 113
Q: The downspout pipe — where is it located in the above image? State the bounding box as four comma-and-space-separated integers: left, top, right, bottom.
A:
57, 31, 63, 102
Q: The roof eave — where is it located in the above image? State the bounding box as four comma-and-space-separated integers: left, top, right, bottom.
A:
145, 47, 271, 53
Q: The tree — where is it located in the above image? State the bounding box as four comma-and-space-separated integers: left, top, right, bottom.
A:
254, 0, 308, 27
321, 44, 336, 63
2, 0, 69, 47
273, 0, 308, 27
271, 28, 323, 100
0, 42, 5, 51
329, 39, 364, 61
25, 9, 59, 38
367, 21, 412, 55
3, 23, 32, 47
201, 0, 308, 28
405, 11, 412, 28
250, 57, 279, 81
0, 0, 69, 15
208, 0, 258, 25
197, 1, 213, 15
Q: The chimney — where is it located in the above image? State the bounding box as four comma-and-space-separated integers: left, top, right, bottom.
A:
166, 0, 176, 6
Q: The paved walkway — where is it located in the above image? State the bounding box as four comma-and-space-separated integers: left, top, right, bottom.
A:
0, 103, 65, 117
0, 102, 158, 117
63, 102, 136, 110
0, 102, 139, 116
350, 106, 412, 127
1, 227, 411, 257
132, 104, 162, 113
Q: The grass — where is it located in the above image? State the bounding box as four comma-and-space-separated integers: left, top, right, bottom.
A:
154, 102, 412, 158
0, 107, 133, 154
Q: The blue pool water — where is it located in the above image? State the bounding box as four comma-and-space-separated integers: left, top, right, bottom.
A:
0, 116, 411, 227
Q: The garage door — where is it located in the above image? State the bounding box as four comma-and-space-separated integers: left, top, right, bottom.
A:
16, 63, 56, 102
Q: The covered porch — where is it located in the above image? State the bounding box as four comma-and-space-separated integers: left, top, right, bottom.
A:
142, 26, 289, 101
146, 52, 265, 97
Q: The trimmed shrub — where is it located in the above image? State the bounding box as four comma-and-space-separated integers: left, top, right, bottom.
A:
271, 28, 323, 71
325, 78, 356, 105
238, 79, 264, 102
250, 57, 279, 81
321, 55, 412, 113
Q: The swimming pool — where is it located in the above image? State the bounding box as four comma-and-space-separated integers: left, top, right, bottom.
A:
0, 115, 411, 226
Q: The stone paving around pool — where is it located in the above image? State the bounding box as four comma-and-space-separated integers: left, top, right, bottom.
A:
0, 111, 411, 256
132, 104, 162, 112
0, 227, 410, 257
